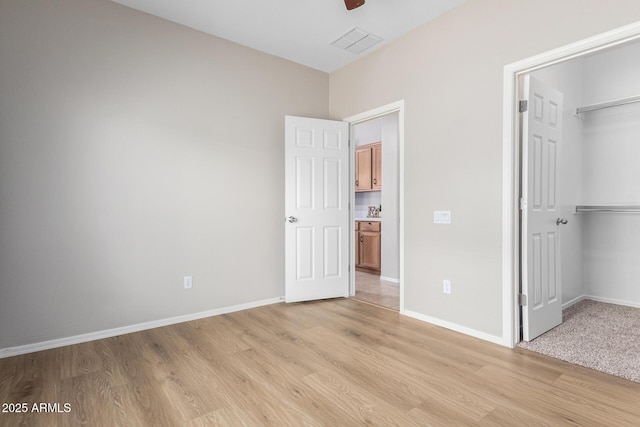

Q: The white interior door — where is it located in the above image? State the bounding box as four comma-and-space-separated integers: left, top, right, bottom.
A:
285, 116, 350, 302
521, 75, 565, 341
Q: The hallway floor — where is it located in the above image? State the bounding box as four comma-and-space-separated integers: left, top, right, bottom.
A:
353, 271, 399, 311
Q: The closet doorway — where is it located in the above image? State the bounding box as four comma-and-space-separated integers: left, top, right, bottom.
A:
345, 102, 404, 312
513, 33, 640, 343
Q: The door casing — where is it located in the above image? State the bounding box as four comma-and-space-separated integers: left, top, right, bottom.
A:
344, 100, 405, 314
502, 22, 640, 348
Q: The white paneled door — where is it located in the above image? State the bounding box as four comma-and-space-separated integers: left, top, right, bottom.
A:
521, 75, 565, 341
285, 116, 350, 302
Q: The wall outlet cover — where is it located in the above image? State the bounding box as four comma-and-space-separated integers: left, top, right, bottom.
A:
443, 279, 451, 294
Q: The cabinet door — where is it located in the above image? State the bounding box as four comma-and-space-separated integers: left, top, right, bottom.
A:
372, 143, 382, 190
355, 147, 372, 191
359, 231, 381, 270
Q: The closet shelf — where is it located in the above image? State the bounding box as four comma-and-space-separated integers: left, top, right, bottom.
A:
576, 94, 640, 115
575, 205, 640, 213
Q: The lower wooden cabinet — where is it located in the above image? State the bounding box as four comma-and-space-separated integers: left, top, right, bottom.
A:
355, 221, 381, 274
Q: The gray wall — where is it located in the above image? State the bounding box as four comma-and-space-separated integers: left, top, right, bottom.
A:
4, 0, 640, 351
329, 0, 640, 338
380, 114, 400, 281
0, 0, 329, 349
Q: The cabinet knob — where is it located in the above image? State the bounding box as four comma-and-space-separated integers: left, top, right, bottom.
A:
355, 180, 359, 186
373, 178, 377, 184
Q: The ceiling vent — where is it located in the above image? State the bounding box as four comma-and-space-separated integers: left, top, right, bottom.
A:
330, 27, 382, 54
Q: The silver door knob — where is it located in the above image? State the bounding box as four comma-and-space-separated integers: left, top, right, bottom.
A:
286, 216, 297, 223
556, 217, 568, 225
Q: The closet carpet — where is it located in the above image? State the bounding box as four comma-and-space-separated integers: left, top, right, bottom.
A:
518, 299, 640, 383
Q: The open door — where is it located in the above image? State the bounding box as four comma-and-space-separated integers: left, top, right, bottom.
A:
285, 116, 350, 302
521, 75, 565, 341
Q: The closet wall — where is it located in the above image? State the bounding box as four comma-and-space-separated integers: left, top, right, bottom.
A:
581, 42, 640, 306
532, 40, 640, 308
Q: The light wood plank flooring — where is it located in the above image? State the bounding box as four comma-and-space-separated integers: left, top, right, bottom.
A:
354, 271, 399, 311
2, 298, 640, 426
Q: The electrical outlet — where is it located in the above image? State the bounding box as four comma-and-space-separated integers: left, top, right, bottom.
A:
184, 276, 193, 289
443, 279, 451, 294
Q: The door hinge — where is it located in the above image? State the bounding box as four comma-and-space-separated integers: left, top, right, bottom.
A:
520, 198, 527, 210
519, 294, 527, 307
519, 100, 528, 113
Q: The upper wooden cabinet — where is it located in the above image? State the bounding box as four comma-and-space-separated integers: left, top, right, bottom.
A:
355, 142, 382, 192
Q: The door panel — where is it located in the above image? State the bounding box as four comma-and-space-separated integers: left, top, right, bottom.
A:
296, 157, 314, 209
522, 75, 564, 341
296, 227, 314, 280
323, 158, 341, 209
285, 116, 350, 303
323, 226, 341, 278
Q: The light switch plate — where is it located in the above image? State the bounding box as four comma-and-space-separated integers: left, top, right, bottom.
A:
434, 211, 451, 224
443, 279, 451, 294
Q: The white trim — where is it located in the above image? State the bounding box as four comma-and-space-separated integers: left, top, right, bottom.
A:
562, 295, 587, 309
0, 297, 283, 359
502, 21, 640, 348
379, 275, 399, 284
344, 100, 406, 314
563, 294, 640, 309
583, 295, 640, 309
404, 310, 508, 347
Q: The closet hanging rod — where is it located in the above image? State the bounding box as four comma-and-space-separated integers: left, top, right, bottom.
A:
576, 95, 640, 115
575, 205, 640, 213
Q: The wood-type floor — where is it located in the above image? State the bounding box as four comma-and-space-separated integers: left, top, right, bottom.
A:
2, 298, 640, 426
354, 271, 399, 311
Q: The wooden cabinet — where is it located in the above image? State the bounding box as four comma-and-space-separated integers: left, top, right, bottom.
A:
371, 143, 382, 191
355, 142, 382, 192
355, 221, 381, 274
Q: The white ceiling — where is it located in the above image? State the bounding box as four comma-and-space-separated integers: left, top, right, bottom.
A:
111, 0, 468, 73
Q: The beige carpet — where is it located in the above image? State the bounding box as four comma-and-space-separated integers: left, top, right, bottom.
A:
518, 299, 640, 383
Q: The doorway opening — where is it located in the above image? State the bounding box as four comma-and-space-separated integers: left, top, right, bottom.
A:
503, 22, 640, 347
345, 101, 405, 313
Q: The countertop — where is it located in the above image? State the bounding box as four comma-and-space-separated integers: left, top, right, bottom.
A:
355, 217, 382, 222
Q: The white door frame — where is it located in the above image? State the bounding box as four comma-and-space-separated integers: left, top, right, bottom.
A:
344, 100, 405, 313
502, 22, 640, 347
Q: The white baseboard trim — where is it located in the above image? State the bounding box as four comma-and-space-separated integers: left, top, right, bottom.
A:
582, 294, 640, 309
404, 310, 509, 347
563, 294, 640, 310
379, 276, 399, 283
562, 295, 587, 309
0, 297, 284, 359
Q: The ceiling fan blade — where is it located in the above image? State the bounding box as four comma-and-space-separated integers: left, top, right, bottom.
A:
344, 0, 365, 11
